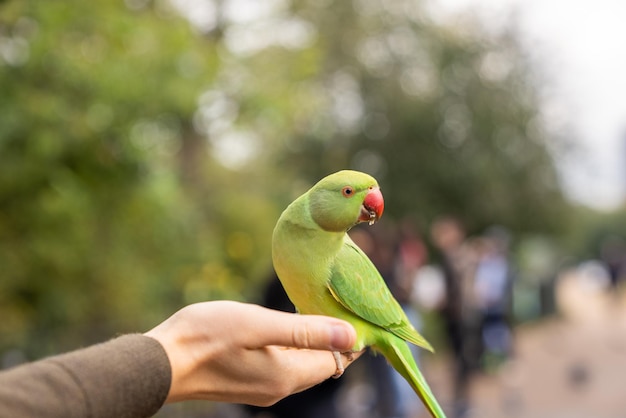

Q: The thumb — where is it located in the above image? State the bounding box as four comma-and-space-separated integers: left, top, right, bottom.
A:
251, 308, 356, 351
289, 316, 357, 351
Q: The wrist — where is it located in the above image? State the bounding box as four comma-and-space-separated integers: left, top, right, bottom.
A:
144, 317, 196, 403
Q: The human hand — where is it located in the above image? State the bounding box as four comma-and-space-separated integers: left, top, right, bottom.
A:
144, 301, 361, 406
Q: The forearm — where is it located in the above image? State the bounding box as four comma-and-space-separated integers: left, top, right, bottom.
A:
0, 334, 171, 418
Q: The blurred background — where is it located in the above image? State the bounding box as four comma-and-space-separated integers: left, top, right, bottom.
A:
1, 0, 626, 417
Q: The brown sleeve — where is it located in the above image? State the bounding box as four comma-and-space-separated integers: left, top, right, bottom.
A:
0, 334, 171, 418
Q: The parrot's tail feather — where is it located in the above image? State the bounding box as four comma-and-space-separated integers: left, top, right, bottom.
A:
394, 326, 435, 352
378, 339, 447, 418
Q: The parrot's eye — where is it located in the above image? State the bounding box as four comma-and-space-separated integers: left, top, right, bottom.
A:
342, 186, 354, 197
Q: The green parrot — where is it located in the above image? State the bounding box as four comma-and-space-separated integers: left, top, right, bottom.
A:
272, 170, 446, 418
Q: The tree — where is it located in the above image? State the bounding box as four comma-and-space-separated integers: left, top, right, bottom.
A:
0, 0, 226, 356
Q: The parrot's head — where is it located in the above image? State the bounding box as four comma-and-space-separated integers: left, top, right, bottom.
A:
308, 170, 384, 232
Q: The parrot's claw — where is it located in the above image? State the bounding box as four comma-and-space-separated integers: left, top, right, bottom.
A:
331, 351, 355, 379
331, 351, 344, 379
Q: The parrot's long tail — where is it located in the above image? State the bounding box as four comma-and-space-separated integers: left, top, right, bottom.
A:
378, 338, 447, 418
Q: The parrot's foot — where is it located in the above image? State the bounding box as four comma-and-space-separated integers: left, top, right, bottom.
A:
331, 351, 344, 378
331, 351, 355, 379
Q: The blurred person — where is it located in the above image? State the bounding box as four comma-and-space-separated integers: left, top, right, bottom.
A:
391, 220, 430, 418
430, 216, 477, 418
600, 235, 626, 292
396, 219, 429, 307
350, 223, 426, 418
0, 301, 360, 418
472, 227, 514, 372
245, 273, 347, 418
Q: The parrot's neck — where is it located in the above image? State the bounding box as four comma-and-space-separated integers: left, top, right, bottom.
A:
272, 196, 346, 313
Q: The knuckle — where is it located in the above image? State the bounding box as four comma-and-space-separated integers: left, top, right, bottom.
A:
291, 323, 313, 348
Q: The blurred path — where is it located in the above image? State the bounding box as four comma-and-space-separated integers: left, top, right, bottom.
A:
422, 269, 626, 418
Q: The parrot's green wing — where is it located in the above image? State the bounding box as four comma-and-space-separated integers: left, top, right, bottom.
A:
328, 236, 433, 352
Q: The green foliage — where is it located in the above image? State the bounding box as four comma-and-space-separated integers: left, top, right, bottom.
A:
0, 0, 265, 356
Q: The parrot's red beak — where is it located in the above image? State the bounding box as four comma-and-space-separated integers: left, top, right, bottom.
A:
358, 187, 384, 225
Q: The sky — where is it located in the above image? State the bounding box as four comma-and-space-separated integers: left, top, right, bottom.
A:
428, 0, 626, 210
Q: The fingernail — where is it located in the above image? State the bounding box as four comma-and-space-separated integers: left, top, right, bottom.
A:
330, 324, 353, 351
